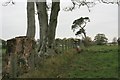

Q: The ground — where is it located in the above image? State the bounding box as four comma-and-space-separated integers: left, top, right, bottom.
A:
21, 45, 118, 78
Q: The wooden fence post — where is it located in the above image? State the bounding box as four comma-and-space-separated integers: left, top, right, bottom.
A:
62, 40, 64, 52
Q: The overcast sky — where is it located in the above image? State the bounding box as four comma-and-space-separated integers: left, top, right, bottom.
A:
0, 0, 118, 42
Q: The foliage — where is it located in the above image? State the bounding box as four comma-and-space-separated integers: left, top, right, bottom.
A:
82, 36, 93, 46
118, 37, 120, 45
71, 17, 90, 38
112, 37, 118, 44
94, 33, 108, 45
0, 39, 6, 49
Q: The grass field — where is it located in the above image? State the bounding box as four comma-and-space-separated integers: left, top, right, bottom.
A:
21, 45, 118, 78
61, 45, 118, 78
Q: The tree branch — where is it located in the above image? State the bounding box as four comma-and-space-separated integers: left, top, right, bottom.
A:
63, 0, 120, 12
2, 0, 15, 6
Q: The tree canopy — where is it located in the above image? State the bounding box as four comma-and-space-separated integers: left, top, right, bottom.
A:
94, 33, 108, 45
71, 17, 90, 38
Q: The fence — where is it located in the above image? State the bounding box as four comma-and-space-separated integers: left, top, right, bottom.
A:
2, 37, 82, 78
55, 38, 82, 52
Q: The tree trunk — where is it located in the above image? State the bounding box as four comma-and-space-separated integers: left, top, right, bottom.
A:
48, 0, 60, 49
35, 0, 60, 55
36, 1, 48, 54
26, 2, 35, 38
3, 36, 35, 78
83, 32, 86, 39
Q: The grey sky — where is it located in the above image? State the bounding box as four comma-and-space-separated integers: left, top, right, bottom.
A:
0, 1, 118, 42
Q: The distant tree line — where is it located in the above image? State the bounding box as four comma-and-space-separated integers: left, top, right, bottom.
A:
38, 34, 119, 48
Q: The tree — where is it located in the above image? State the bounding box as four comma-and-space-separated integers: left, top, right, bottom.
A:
64, 0, 120, 12
71, 17, 90, 38
47, 1, 60, 49
26, 1, 36, 38
94, 33, 108, 45
36, 1, 49, 54
2, 0, 15, 6
0, 39, 6, 49
112, 37, 117, 44
36, 0, 60, 55
82, 36, 92, 46
3, 0, 60, 55
118, 37, 120, 45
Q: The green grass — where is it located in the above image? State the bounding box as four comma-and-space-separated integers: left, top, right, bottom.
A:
21, 45, 118, 78
61, 45, 118, 78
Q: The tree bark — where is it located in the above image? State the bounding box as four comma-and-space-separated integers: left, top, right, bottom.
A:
3, 36, 35, 78
48, 0, 60, 49
26, 2, 35, 38
35, 0, 60, 55
36, 1, 48, 54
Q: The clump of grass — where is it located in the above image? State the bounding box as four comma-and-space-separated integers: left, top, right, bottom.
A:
20, 49, 77, 78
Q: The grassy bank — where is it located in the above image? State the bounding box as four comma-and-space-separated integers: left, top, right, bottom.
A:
61, 45, 118, 78
21, 45, 118, 78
